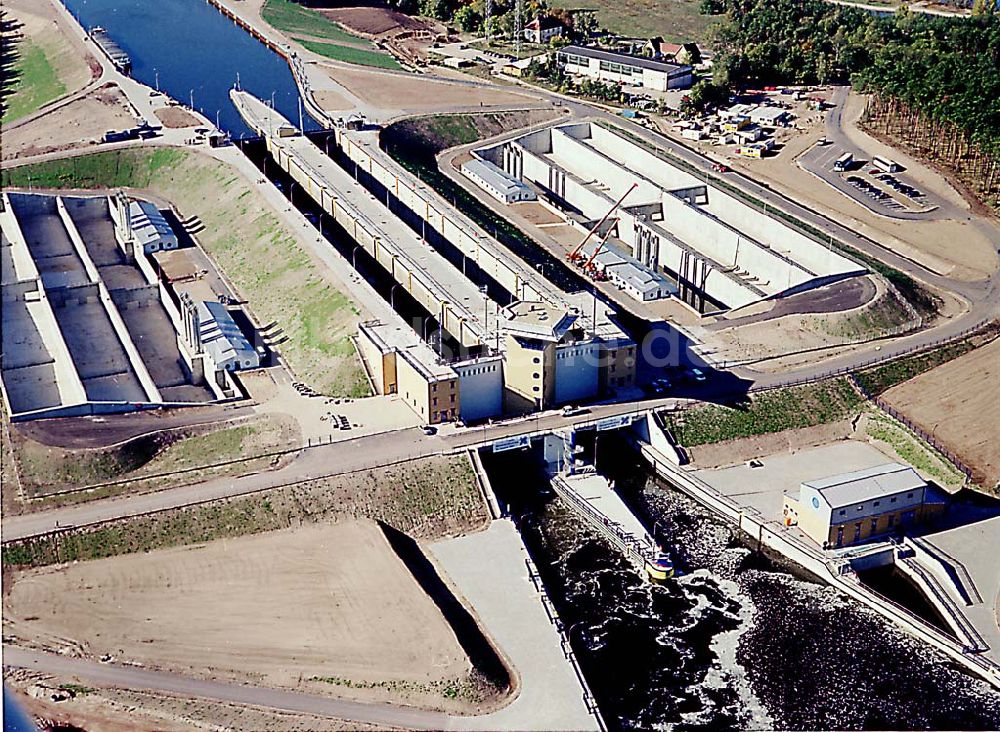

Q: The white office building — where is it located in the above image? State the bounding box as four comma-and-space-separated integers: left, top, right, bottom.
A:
556, 45, 694, 91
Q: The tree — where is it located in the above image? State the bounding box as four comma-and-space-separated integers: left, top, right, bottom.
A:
454, 5, 483, 32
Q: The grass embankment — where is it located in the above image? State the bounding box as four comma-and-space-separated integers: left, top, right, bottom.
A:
11, 416, 299, 501
260, 0, 399, 69
855, 340, 977, 396
382, 111, 576, 291
2, 38, 65, 123
3, 454, 486, 567
547, 0, 712, 42
669, 378, 865, 446
864, 413, 966, 488
2, 149, 370, 396
295, 38, 401, 69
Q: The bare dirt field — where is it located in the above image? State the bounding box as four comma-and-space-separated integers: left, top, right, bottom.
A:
2, 84, 137, 161
882, 338, 1000, 488
321, 5, 430, 37
320, 64, 538, 113
319, 6, 446, 66
153, 106, 200, 129
4, 520, 480, 711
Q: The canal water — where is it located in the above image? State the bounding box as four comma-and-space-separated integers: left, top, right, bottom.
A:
61, 0, 319, 138
481, 442, 1000, 731
54, 0, 1000, 728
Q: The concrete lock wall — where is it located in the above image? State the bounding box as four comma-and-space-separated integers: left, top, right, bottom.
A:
337, 129, 532, 304
455, 357, 503, 421
586, 123, 859, 280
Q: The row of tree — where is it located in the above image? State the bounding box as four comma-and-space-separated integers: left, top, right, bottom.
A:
704, 0, 999, 207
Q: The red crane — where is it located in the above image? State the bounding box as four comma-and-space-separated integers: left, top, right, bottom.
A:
567, 183, 637, 263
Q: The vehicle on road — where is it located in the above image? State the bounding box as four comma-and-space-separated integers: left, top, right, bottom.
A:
422, 425, 437, 435
834, 152, 853, 172
561, 405, 586, 417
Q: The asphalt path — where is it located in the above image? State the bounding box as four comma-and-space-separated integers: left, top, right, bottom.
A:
1, 398, 679, 542
3, 646, 451, 730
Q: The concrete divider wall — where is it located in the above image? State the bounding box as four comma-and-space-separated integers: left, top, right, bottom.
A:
1, 279, 40, 302
587, 124, 859, 278
337, 130, 534, 303
57, 199, 162, 404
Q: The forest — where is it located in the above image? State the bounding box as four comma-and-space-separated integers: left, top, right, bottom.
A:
706, 0, 1000, 207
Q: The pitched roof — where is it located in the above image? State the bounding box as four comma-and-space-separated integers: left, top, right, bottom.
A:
805, 463, 926, 509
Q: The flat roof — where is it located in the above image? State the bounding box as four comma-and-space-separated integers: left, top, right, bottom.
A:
359, 321, 457, 382
502, 301, 579, 342
462, 159, 530, 197
558, 45, 692, 76
805, 463, 926, 509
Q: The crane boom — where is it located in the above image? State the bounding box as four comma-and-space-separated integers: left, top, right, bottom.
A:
568, 182, 638, 260
583, 219, 618, 270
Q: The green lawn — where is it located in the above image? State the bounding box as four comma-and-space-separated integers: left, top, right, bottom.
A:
669, 378, 865, 446
549, 0, 714, 43
2, 38, 66, 123
294, 38, 401, 70
261, 0, 369, 46
3, 149, 369, 397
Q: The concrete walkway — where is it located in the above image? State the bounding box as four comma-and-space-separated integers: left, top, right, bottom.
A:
431, 520, 600, 731
923, 514, 1000, 667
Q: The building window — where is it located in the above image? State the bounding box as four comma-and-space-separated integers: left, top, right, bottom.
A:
870, 519, 878, 534
873, 501, 880, 508
891, 496, 897, 503
433, 397, 438, 406
533, 372, 540, 379
856, 505, 864, 512
838, 509, 846, 516
533, 357, 541, 364
854, 523, 862, 542
432, 384, 437, 392
532, 386, 540, 392
836, 526, 844, 547
888, 514, 895, 528
450, 394, 455, 403
906, 492, 913, 499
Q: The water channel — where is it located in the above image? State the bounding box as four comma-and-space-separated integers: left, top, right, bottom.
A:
52, 0, 1000, 728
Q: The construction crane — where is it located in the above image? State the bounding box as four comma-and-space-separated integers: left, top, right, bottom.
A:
567, 182, 637, 264
582, 218, 618, 275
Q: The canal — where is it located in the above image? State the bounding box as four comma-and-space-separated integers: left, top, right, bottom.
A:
62, 0, 318, 138
53, 0, 1000, 728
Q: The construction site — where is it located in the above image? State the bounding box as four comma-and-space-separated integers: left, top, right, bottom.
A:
473, 121, 865, 313
0, 191, 260, 421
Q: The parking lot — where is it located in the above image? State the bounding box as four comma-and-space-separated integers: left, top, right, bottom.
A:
801, 142, 938, 218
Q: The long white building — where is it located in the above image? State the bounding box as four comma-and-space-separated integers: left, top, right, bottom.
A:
556, 45, 694, 91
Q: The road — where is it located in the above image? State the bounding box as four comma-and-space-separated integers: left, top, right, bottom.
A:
3, 646, 451, 730
1, 397, 679, 541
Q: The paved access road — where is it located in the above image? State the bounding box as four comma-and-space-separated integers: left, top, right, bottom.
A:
3, 646, 451, 730
1, 398, 679, 542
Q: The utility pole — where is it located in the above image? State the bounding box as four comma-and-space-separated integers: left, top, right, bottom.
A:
514, 0, 523, 57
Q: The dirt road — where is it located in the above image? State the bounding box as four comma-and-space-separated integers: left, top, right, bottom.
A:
4, 646, 449, 730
